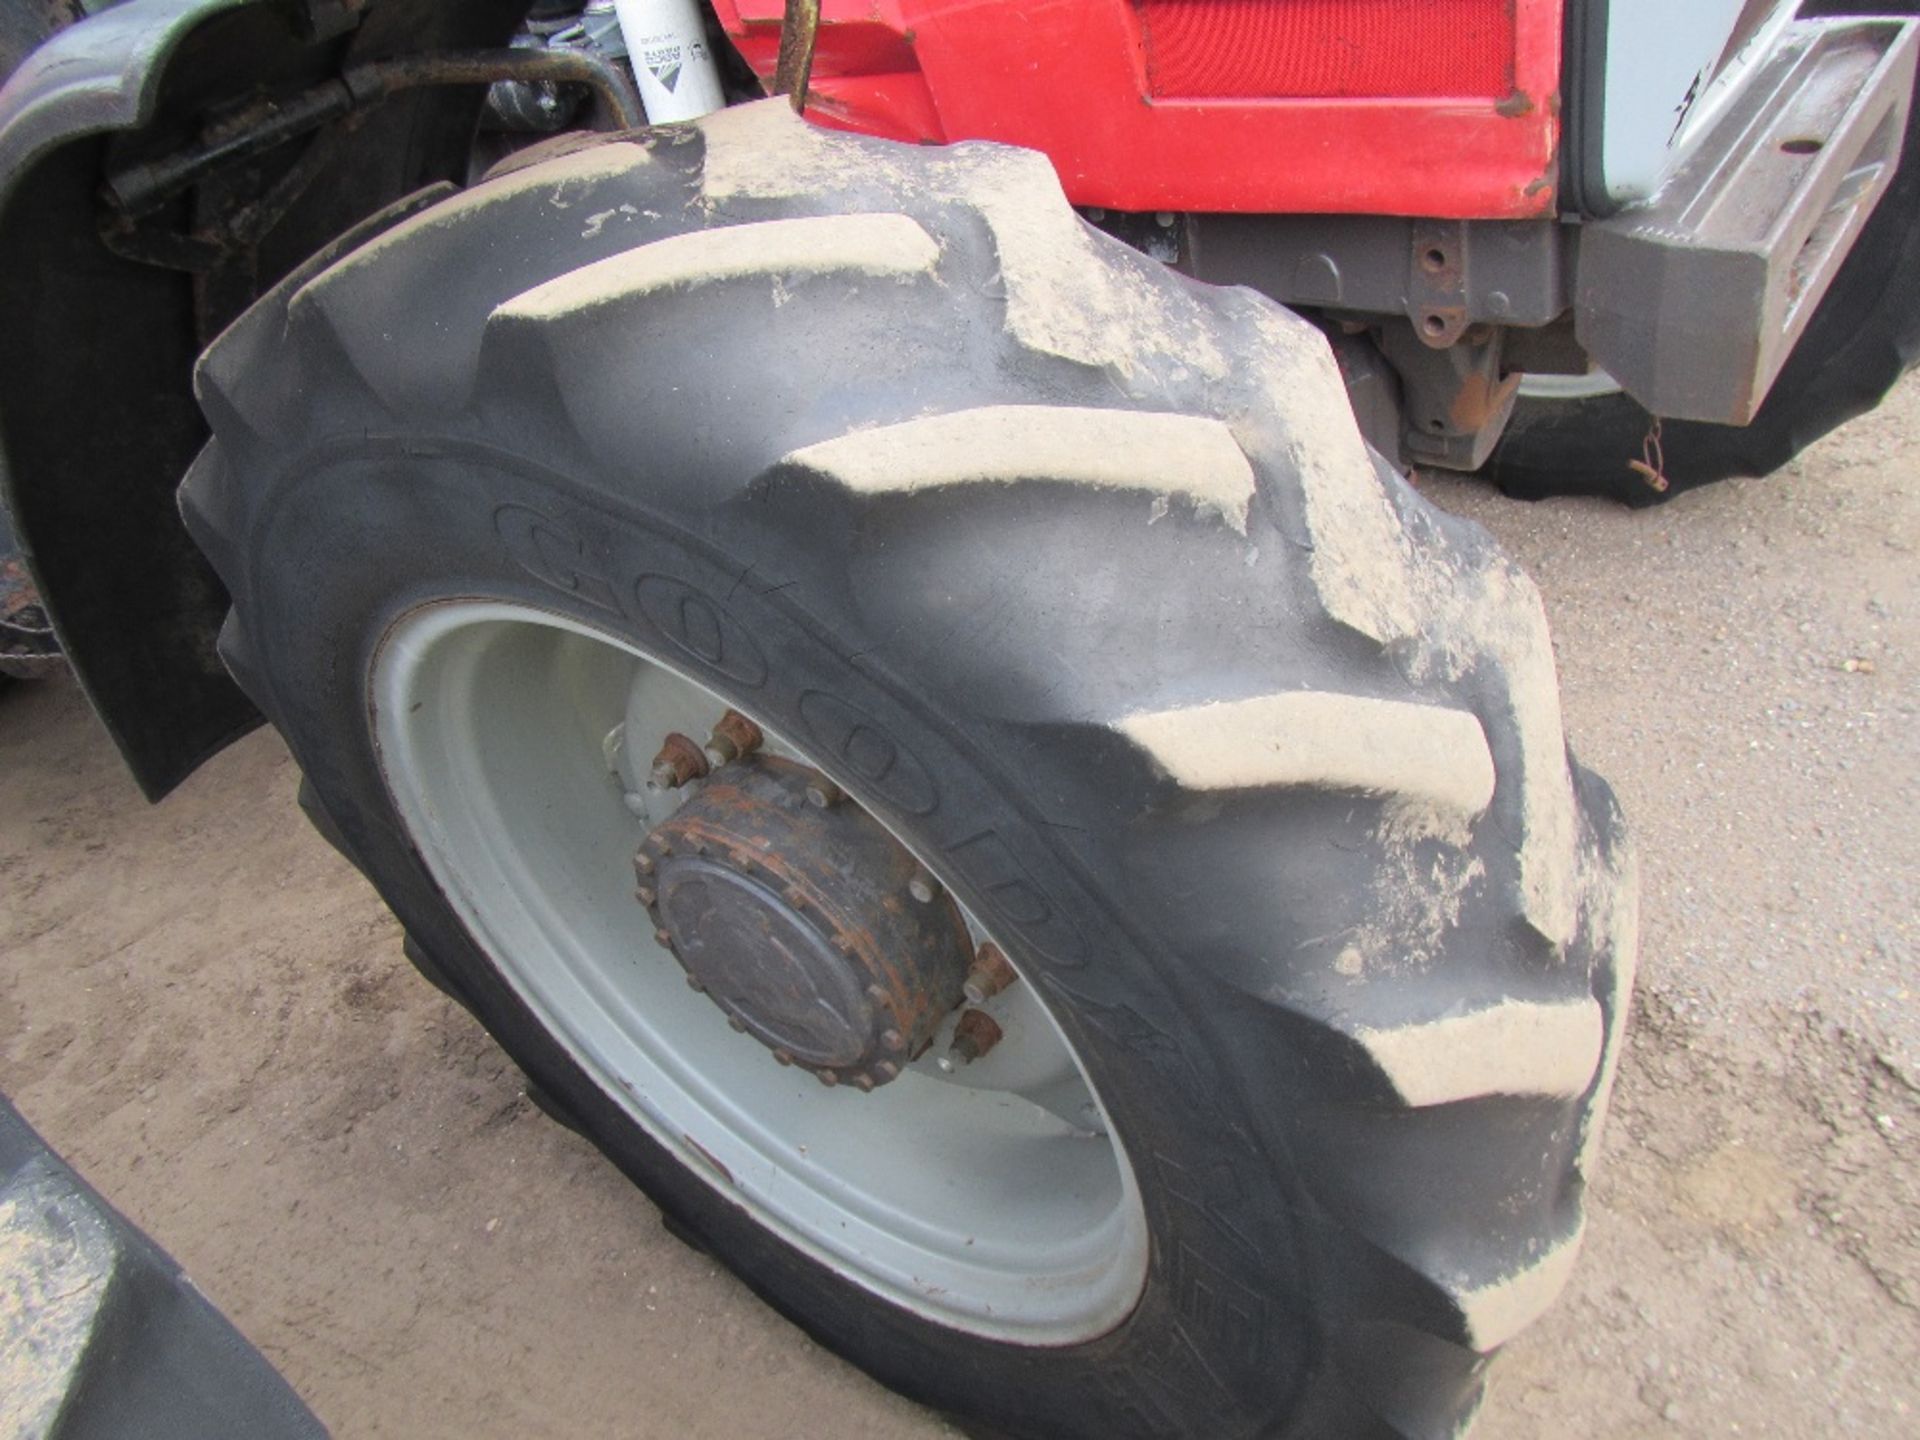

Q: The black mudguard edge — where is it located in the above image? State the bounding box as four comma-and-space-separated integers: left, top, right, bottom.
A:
0, 0, 522, 798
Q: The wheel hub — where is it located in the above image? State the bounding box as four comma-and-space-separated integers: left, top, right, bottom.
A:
634, 757, 971, 1090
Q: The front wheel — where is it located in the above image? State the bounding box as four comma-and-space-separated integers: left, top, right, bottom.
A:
183, 102, 1637, 1439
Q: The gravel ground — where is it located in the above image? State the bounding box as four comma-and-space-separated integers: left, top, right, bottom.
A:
2, 377, 1915, 1438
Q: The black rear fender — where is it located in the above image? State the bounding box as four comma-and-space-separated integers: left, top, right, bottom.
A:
0, 0, 523, 796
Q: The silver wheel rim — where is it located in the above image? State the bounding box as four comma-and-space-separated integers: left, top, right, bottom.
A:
371, 600, 1149, 1343
1516, 367, 1624, 402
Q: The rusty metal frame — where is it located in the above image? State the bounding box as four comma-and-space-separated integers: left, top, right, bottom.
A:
770, 0, 819, 112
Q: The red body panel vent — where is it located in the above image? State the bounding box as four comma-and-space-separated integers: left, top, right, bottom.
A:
1138, 0, 1516, 99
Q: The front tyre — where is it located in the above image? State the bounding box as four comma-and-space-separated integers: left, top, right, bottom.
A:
183, 101, 1637, 1439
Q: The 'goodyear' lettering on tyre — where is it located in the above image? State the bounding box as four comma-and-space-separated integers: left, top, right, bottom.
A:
634, 574, 767, 687
494, 500, 766, 688
492, 502, 622, 616
795, 689, 938, 815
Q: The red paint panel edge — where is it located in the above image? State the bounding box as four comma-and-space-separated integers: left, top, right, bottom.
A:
715, 1, 1563, 219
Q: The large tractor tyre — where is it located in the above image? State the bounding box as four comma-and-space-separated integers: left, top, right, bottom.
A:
1485, 0, 1920, 506
181, 102, 1637, 1440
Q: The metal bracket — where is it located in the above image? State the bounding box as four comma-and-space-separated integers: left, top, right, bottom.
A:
1377, 320, 1520, 472
1407, 220, 1472, 348
1183, 213, 1571, 333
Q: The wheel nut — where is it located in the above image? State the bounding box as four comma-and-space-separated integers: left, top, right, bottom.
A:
654, 928, 674, 948
648, 733, 709, 791
907, 866, 941, 905
817, 1069, 839, 1087
704, 709, 764, 768
804, 774, 844, 809
684, 973, 705, 993
880, 1028, 905, 1054
634, 884, 657, 907
852, 1075, 876, 1092
772, 1049, 793, 1067
944, 1009, 1004, 1069
633, 852, 655, 877
963, 943, 1018, 1005
728, 1015, 747, 1033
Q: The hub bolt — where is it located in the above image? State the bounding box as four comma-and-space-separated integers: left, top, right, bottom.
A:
962, 943, 1018, 1005
907, 865, 941, 905
647, 733, 709, 791
939, 1009, 1004, 1071
703, 709, 764, 768
804, 773, 844, 809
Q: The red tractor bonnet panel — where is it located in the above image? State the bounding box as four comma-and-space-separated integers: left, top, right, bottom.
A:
711, 0, 1564, 219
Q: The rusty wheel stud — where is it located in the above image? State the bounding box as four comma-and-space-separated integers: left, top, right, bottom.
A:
703, 709, 764, 768
727, 1014, 748, 1033
647, 732, 709, 792
634, 884, 657, 907
938, 1009, 1004, 1071
804, 773, 844, 809
962, 943, 1018, 1005
633, 852, 655, 877
817, 1069, 840, 1088
907, 865, 941, 905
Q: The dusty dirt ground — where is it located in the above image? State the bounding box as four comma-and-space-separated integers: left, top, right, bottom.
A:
3, 376, 1916, 1439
